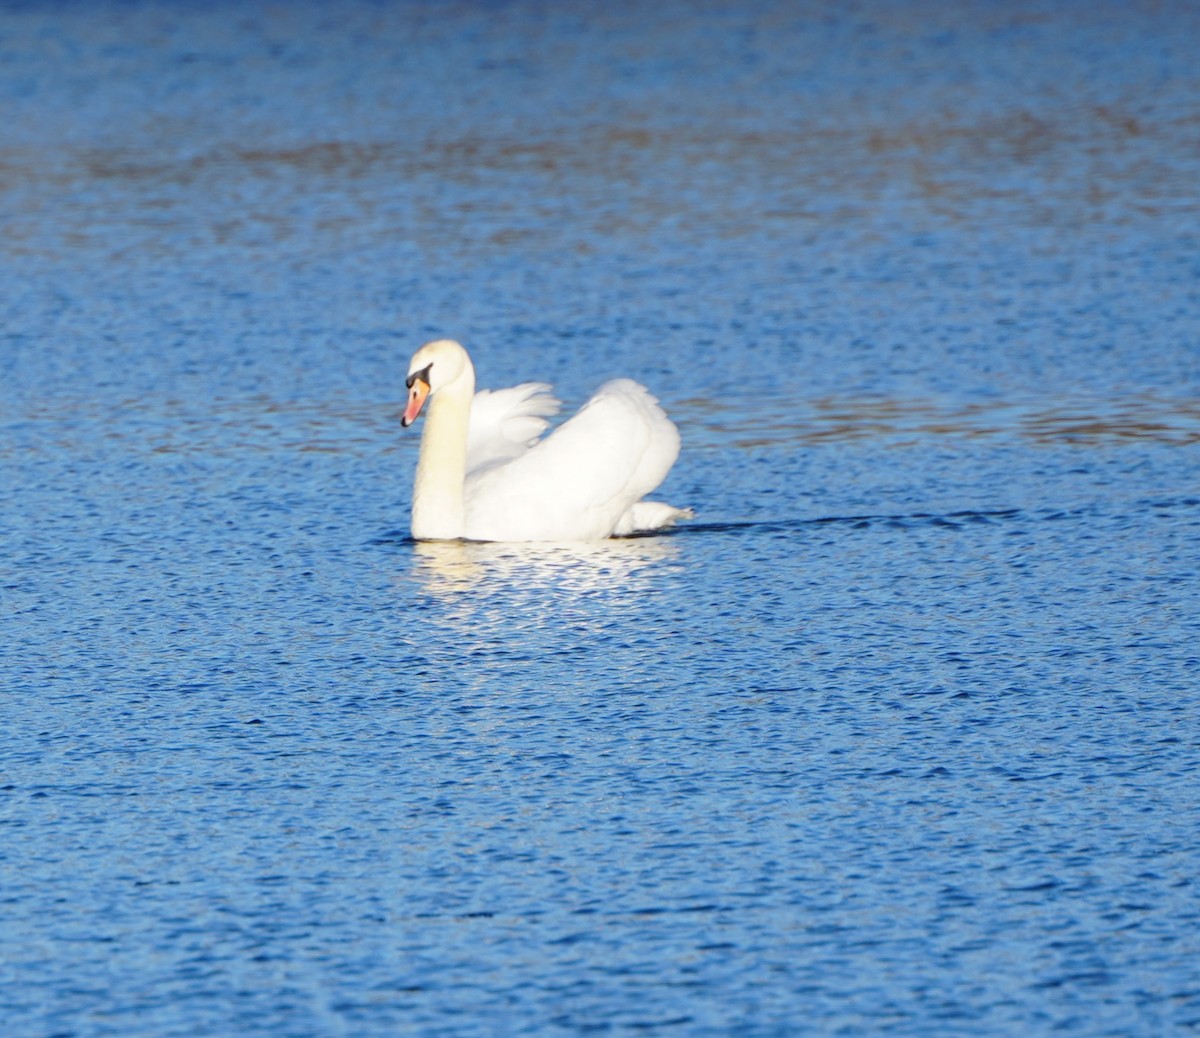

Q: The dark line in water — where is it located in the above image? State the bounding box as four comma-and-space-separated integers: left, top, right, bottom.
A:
666, 507, 1025, 537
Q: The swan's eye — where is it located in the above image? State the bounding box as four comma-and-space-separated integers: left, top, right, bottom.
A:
406, 363, 433, 390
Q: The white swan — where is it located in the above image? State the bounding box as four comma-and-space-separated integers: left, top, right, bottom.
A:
400, 339, 691, 541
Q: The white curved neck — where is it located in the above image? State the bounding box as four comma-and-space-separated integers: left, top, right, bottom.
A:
411, 365, 475, 540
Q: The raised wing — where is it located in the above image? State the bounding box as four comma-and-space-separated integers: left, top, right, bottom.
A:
466, 383, 561, 476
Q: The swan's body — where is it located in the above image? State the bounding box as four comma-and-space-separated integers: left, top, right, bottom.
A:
401, 339, 691, 542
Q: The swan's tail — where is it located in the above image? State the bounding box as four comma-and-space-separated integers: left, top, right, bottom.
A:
613, 502, 695, 536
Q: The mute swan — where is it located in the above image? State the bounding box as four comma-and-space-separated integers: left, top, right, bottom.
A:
401, 339, 691, 541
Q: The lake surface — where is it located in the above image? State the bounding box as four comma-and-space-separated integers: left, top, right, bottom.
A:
2, 1, 1199, 1035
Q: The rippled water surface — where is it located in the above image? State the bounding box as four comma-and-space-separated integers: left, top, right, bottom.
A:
3, 2, 1200, 1035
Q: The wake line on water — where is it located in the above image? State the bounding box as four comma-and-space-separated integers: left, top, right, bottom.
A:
668, 495, 1200, 537
663, 507, 1024, 537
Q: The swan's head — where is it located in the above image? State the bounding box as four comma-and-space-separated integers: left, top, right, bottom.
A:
402, 338, 472, 427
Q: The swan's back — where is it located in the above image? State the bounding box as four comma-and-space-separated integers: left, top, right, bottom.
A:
463, 379, 681, 541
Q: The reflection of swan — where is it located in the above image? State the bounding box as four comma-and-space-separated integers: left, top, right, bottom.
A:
412, 537, 682, 599
403, 540, 683, 702
401, 339, 691, 541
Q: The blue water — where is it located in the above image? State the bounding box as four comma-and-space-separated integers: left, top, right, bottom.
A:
3, 1, 1200, 1035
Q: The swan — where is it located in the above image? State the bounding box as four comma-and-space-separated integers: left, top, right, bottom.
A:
400, 338, 691, 541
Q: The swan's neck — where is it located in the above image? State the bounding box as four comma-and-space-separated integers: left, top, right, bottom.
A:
411, 367, 475, 540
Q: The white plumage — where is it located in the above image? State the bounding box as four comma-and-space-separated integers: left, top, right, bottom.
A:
401, 339, 691, 542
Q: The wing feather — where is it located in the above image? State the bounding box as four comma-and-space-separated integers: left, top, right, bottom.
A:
466, 383, 560, 475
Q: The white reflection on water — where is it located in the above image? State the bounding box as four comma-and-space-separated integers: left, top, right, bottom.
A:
410, 536, 683, 602
402, 539, 687, 696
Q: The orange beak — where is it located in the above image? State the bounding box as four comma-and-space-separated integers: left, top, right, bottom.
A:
401, 376, 430, 427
